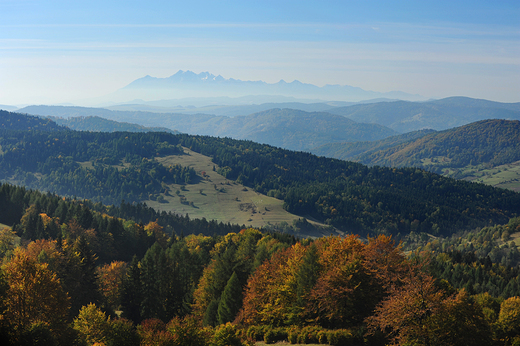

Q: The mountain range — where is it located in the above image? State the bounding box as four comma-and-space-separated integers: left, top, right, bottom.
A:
86, 70, 426, 105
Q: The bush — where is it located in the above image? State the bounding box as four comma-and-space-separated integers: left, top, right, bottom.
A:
288, 328, 299, 344
167, 316, 209, 346
246, 325, 267, 341
317, 330, 328, 344
212, 323, 243, 346
327, 329, 354, 346
297, 326, 320, 344
264, 327, 287, 344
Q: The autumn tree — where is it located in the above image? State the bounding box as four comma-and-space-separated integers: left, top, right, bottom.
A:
366, 268, 491, 346
97, 261, 127, 312
2, 247, 70, 342
495, 296, 520, 345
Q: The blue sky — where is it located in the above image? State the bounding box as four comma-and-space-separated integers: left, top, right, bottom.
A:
1, 0, 519, 105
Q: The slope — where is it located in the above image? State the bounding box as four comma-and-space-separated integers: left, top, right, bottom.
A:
310, 129, 435, 160
328, 97, 520, 133
19, 106, 398, 151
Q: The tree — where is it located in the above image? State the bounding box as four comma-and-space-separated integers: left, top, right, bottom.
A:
366, 269, 491, 346
97, 261, 127, 312
121, 256, 143, 324
2, 248, 70, 341
73, 303, 110, 346
217, 271, 243, 325
496, 296, 520, 344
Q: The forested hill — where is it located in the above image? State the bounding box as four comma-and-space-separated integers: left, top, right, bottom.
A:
327, 97, 520, 133
49, 115, 179, 134
1, 121, 519, 237
19, 105, 398, 151
310, 129, 436, 161
0, 109, 66, 131
350, 119, 520, 172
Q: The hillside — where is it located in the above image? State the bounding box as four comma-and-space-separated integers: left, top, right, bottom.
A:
0, 109, 66, 131
1, 112, 520, 238
354, 119, 520, 170
328, 97, 520, 133
50, 115, 179, 133
310, 129, 435, 160
20, 106, 398, 151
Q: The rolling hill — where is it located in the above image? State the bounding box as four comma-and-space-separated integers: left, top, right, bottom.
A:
19, 106, 398, 151
1, 111, 519, 238
314, 119, 520, 191
327, 97, 520, 133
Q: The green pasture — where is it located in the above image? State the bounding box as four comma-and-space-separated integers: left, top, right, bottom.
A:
146, 148, 332, 237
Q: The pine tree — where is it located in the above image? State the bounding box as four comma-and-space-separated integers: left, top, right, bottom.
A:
121, 256, 143, 324
217, 271, 242, 325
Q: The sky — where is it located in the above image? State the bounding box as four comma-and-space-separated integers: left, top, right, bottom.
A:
0, 0, 519, 105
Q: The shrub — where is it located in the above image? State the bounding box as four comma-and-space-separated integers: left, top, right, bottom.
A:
246, 325, 267, 341
288, 328, 299, 344
212, 323, 243, 346
317, 330, 328, 344
167, 316, 209, 346
264, 327, 287, 344
327, 329, 354, 346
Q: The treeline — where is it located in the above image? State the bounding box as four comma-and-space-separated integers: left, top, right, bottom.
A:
400, 217, 520, 298
175, 134, 520, 237
0, 109, 65, 131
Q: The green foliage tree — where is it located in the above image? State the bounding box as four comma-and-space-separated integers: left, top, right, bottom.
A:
217, 271, 243, 325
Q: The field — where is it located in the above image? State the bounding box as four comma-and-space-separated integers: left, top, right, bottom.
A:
423, 159, 520, 192
145, 148, 333, 237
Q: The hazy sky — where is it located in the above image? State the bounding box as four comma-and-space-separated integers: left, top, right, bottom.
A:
1, 0, 519, 105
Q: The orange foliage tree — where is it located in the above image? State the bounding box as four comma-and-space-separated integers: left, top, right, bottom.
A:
2, 247, 70, 340
96, 261, 128, 311
238, 235, 406, 328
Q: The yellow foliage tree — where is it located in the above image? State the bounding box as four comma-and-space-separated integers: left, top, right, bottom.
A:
2, 247, 70, 339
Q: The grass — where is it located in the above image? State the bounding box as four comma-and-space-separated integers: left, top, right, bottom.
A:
430, 160, 520, 192
145, 148, 334, 237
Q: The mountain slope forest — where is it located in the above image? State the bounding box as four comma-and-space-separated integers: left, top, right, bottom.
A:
328, 96, 520, 133
313, 119, 520, 169
49, 115, 179, 134
0, 182, 519, 345
1, 111, 520, 239
18, 106, 398, 151
0, 110, 519, 345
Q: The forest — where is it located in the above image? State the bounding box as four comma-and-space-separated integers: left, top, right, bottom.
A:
0, 111, 520, 345
0, 182, 519, 345
1, 112, 520, 238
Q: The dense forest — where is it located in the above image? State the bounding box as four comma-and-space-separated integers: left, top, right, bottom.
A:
0, 129, 194, 205
352, 119, 520, 172
1, 112, 520, 237
174, 134, 520, 237
1, 111, 520, 345
0, 182, 519, 345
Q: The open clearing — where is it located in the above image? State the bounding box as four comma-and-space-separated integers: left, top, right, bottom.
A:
145, 148, 333, 237
437, 160, 520, 192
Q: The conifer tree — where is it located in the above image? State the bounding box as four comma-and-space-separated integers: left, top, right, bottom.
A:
217, 271, 243, 325
121, 256, 143, 324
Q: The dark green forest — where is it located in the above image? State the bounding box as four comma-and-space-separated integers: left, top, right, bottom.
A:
1, 110, 520, 238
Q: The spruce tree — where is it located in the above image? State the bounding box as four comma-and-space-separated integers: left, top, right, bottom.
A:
217, 271, 242, 325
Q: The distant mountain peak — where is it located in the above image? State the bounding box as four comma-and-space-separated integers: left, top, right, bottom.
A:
118, 70, 427, 103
